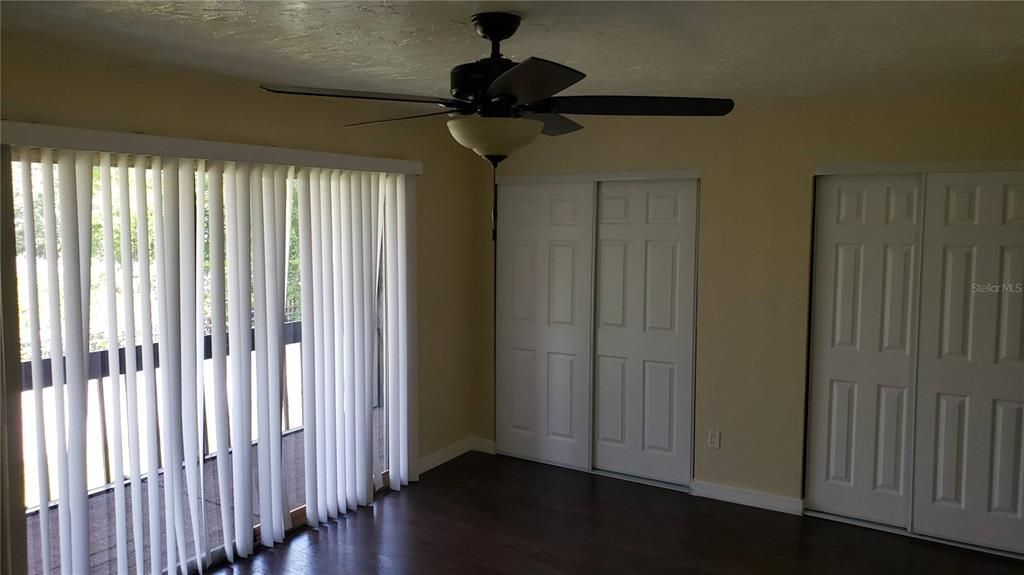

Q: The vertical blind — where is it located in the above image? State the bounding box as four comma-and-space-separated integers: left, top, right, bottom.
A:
10, 146, 414, 574
296, 168, 414, 523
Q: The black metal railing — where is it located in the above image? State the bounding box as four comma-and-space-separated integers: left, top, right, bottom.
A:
20, 321, 302, 391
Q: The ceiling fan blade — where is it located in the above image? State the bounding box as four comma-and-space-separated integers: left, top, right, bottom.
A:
531, 95, 735, 116
262, 84, 463, 107
346, 110, 455, 128
520, 112, 584, 136
487, 57, 586, 105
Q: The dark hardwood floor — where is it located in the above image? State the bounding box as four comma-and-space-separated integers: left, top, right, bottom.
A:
212, 452, 1021, 574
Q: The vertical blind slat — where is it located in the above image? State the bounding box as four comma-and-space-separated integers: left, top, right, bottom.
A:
231, 163, 254, 558
350, 175, 367, 506
253, 165, 273, 547
209, 161, 235, 563
386, 175, 401, 491
320, 169, 338, 519
310, 169, 327, 523
99, 153, 129, 575
341, 173, 358, 511
179, 158, 205, 572
195, 158, 210, 569
20, 147, 52, 575
281, 169, 295, 433
297, 168, 319, 527
120, 153, 146, 575
224, 161, 242, 548
331, 170, 348, 511
138, 155, 163, 575
270, 166, 287, 540
397, 174, 411, 484
359, 174, 374, 504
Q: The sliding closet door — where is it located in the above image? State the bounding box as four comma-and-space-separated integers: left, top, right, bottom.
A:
806, 174, 922, 526
496, 182, 595, 469
912, 171, 1024, 553
592, 179, 696, 485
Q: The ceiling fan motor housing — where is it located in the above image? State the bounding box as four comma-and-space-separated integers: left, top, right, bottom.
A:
450, 58, 516, 103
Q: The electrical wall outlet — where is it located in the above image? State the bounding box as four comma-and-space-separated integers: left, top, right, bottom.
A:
707, 429, 721, 450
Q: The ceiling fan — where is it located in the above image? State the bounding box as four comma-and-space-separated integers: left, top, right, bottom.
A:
262, 12, 734, 166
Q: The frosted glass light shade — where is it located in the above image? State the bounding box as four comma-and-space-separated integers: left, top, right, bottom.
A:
447, 117, 543, 160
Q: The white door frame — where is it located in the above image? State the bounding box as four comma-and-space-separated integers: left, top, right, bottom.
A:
805, 159, 1024, 557
497, 169, 700, 186
816, 160, 1024, 177
497, 169, 700, 486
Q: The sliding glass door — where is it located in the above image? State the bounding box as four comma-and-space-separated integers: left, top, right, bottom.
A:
6, 144, 416, 574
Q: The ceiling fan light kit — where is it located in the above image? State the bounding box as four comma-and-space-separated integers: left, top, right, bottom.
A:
262, 12, 734, 164
447, 116, 542, 166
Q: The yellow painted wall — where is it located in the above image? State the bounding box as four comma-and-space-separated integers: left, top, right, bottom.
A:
0, 36, 494, 460
500, 79, 1024, 497
5, 35, 1024, 500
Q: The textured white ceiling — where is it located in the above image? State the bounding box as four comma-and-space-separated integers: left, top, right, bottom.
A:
4, 1, 1024, 101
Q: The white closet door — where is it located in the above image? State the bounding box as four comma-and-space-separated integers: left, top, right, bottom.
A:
806, 174, 922, 526
496, 182, 595, 469
592, 179, 696, 484
913, 171, 1024, 553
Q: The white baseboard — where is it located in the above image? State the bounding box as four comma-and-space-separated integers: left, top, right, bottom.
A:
417, 442, 804, 518
416, 436, 495, 475
690, 480, 803, 516
469, 436, 496, 454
